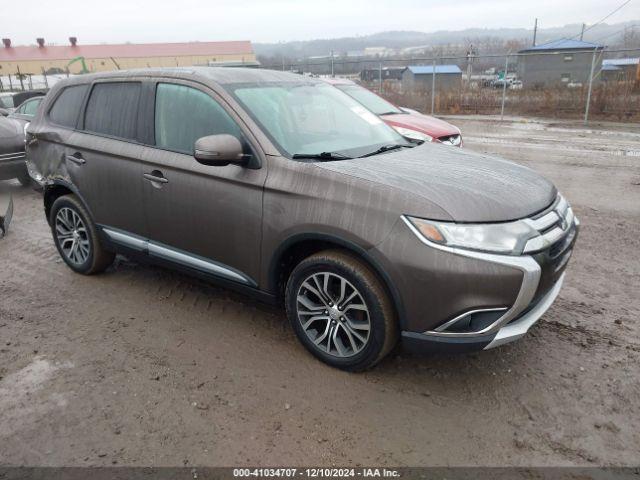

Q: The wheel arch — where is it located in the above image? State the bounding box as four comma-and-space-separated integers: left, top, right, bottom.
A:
268, 233, 406, 328
43, 180, 93, 225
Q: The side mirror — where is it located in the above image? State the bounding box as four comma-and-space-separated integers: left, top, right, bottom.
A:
194, 134, 246, 167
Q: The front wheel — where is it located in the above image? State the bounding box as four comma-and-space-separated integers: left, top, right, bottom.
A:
285, 250, 398, 371
49, 194, 115, 274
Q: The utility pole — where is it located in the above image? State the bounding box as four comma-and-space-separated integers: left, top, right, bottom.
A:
330, 50, 334, 77
16, 66, 24, 91
500, 55, 510, 121
584, 49, 597, 125
532, 18, 538, 47
580, 23, 586, 41
431, 58, 436, 115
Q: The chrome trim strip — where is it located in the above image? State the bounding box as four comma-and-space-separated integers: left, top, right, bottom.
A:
101, 227, 254, 286
402, 215, 541, 338
485, 273, 565, 349
523, 226, 565, 253
102, 227, 147, 251
431, 307, 508, 333
523, 206, 576, 254
556, 196, 568, 217
0, 152, 26, 161
523, 210, 560, 231
147, 242, 252, 285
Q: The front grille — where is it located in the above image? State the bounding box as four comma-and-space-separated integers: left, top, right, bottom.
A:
438, 134, 462, 146
523, 196, 575, 254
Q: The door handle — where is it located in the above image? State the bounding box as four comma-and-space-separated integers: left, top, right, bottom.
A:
143, 172, 169, 184
65, 153, 85, 165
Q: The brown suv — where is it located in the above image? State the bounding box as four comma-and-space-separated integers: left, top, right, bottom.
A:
26, 68, 578, 371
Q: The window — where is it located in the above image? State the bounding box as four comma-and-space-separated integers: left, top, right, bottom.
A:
564, 55, 573, 62
22, 97, 42, 116
49, 84, 89, 128
84, 82, 141, 140
336, 84, 402, 115
561, 74, 571, 83
0, 96, 15, 109
154, 83, 242, 154
229, 82, 402, 158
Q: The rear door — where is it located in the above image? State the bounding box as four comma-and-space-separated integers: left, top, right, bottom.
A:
140, 80, 267, 286
66, 80, 148, 240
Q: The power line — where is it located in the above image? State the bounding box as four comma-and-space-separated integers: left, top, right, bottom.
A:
570, 0, 634, 39
593, 23, 638, 43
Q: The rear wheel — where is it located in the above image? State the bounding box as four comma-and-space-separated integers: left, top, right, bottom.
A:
49, 194, 114, 274
285, 250, 397, 371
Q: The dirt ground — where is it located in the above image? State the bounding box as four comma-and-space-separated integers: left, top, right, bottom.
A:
1, 116, 639, 467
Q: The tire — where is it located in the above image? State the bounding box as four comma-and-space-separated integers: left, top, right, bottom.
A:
49, 194, 115, 275
285, 249, 398, 371
17, 172, 32, 187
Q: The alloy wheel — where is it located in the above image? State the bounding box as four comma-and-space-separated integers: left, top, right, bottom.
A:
296, 272, 371, 358
55, 207, 90, 265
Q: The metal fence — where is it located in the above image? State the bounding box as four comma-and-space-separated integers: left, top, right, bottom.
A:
2, 47, 639, 124
259, 47, 640, 124
0, 72, 69, 92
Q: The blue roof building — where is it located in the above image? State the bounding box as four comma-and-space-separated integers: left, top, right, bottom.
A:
517, 38, 604, 87
402, 64, 463, 91
406, 65, 463, 75
519, 39, 604, 52
602, 58, 640, 81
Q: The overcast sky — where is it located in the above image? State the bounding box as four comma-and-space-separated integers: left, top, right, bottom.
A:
3, 0, 639, 45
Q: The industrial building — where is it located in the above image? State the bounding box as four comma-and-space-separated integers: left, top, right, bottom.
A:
401, 65, 462, 92
360, 67, 404, 82
601, 58, 640, 82
0, 38, 256, 76
517, 39, 604, 88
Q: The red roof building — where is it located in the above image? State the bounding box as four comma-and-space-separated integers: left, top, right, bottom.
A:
0, 38, 255, 75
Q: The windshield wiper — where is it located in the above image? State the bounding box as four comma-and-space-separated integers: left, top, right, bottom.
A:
358, 144, 413, 158
378, 111, 402, 116
292, 151, 353, 161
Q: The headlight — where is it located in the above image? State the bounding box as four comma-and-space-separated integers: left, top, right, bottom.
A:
407, 216, 537, 254
392, 126, 433, 142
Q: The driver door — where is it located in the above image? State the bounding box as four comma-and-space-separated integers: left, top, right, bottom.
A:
141, 81, 267, 286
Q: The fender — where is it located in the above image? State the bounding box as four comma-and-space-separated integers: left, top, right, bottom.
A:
268, 232, 407, 329
43, 178, 96, 225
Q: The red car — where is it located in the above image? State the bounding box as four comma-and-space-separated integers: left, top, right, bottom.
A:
323, 77, 462, 146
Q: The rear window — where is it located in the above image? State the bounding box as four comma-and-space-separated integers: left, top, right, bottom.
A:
49, 85, 89, 128
84, 82, 141, 141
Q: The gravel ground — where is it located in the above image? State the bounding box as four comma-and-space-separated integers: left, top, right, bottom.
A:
1, 116, 639, 467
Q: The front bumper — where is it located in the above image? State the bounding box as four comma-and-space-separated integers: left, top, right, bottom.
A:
402, 273, 565, 353
372, 197, 578, 355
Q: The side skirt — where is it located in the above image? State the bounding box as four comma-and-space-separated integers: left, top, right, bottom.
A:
98, 225, 277, 305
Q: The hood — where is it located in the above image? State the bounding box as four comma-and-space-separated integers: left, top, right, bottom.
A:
382, 112, 459, 139
313, 143, 557, 223
0, 117, 24, 155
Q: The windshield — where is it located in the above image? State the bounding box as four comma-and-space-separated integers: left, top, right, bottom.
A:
335, 84, 402, 116
228, 82, 407, 158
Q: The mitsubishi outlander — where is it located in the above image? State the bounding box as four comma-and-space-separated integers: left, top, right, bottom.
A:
26, 68, 578, 371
